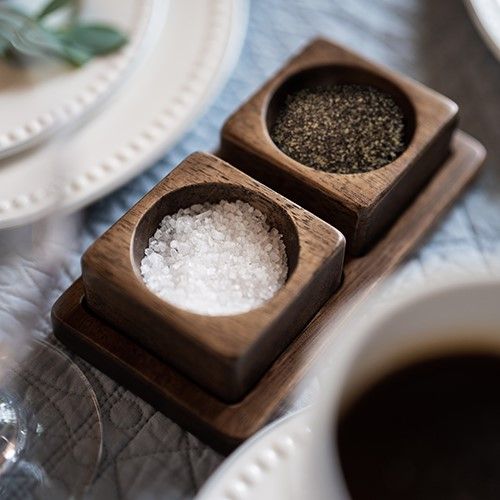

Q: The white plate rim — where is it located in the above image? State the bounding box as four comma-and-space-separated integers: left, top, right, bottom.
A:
196, 410, 312, 500
0, 0, 156, 159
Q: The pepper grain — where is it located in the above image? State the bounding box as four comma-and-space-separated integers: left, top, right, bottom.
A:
270, 84, 406, 174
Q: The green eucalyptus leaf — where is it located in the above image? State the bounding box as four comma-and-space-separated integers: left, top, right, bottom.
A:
11, 23, 63, 58
37, 0, 75, 21
63, 23, 127, 55
0, 7, 85, 66
0, 33, 9, 57
0, 7, 27, 58
0, 3, 127, 67
0, 6, 30, 35
0, 7, 57, 58
59, 40, 92, 66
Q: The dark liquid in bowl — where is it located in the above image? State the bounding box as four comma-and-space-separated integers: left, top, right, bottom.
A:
337, 354, 500, 500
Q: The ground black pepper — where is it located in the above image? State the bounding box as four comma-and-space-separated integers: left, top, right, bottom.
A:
270, 84, 406, 174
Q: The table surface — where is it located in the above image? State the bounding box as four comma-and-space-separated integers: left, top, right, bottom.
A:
2, 0, 500, 498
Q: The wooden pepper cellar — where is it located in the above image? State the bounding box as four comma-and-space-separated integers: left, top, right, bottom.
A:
219, 38, 459, 254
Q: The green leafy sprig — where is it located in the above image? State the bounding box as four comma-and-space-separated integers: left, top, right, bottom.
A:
0, 0, 128, 66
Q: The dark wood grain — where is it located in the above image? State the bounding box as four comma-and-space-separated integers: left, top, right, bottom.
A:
80, 152, 345, 402
53, 131, 485, 454
219, 37, 459, 255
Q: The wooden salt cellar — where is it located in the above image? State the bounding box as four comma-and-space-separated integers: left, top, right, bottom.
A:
81, 152, 345, 402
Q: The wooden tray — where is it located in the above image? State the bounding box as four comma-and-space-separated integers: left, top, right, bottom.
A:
52, 131, 485, 454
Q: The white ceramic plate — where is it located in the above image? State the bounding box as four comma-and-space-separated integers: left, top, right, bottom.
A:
0, 0, 156, 159
0, 0, 248, 228
197, 411, 313, 500
464, 0, 500, 62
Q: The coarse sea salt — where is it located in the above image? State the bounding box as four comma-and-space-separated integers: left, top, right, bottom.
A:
140, 200, 288, 315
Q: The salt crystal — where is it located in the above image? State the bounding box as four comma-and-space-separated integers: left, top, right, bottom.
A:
140, 200, 288, 315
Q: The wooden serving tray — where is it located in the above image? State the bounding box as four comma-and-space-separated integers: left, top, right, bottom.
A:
52, 131, 485, 454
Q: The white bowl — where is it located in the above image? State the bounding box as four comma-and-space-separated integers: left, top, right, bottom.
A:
311, 275, 500, 499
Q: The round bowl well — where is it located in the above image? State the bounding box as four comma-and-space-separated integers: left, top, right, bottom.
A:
132, 182, 300, 283
266, 64, 417, 169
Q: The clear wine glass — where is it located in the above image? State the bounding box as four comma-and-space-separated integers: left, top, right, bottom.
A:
0, 115, 102, 499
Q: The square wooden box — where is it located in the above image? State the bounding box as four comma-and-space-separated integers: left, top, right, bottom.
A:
81, 152, 345, 403
219, 38, 459, 254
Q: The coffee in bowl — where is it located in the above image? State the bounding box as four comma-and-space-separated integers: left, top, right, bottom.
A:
337, 351, 500, 500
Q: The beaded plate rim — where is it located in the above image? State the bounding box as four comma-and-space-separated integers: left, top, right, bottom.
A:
196, 410, 312, 500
